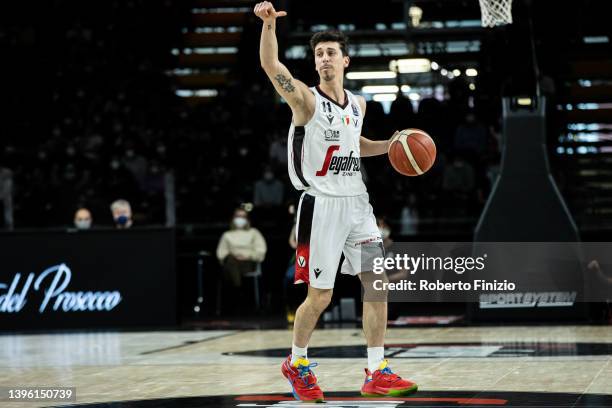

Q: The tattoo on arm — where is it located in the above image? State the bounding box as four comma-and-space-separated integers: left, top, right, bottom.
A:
274, 74, 296, 93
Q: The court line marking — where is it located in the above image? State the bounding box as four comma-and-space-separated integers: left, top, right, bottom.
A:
140, 331, 242, 355
576, 357, 610, 407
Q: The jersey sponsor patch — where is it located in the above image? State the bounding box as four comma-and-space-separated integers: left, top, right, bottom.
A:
315, 145, 360, 176
324, 129, 340, 141
351, 102, 360, 116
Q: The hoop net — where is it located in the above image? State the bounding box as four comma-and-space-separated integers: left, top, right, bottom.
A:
479, 0, 513, 27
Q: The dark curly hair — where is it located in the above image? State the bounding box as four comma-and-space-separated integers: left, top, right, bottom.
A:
309, 30, 349, 57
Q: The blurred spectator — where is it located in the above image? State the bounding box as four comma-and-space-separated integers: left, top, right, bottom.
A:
442, 156, 475, 193
216, 208, 267, 289
254, 167, 284, 207
110, 199, 133, 229
0, 168, 14, 229
454, 112, 488, 158
399, 194, 419, 236
74, 207, 92, 230
269, 132, 288, 168
389, 93, 416, 132
123, 147, 148, 190
442, 155, 476, 216
418, 98, 452, 153
363, 100, 386, 137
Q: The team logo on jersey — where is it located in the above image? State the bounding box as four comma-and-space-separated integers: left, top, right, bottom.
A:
315, 145, 360, 176
351, 103, 360, 116
324, 129, 340, 141
353, 118, 359, 127
326, 114, 334, 125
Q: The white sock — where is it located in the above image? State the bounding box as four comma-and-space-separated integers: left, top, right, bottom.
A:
367, 347, 385, 373
291, 344, 308, 365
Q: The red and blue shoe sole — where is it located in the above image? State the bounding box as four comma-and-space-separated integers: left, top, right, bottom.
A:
361, 383, 418, 397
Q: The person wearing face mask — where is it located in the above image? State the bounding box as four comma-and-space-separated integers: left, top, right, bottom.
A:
74, 208, 93, 230
110, 199, 133, 229
216, 208, 268, 313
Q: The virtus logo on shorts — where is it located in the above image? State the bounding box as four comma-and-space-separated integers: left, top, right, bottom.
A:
297, 256, 306, 268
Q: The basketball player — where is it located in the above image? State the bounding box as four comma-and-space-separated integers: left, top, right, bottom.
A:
255, 1, 417, 402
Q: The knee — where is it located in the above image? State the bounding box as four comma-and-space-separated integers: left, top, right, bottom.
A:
307, 287, 333, 312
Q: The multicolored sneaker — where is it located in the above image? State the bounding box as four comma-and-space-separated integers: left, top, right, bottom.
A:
281, 355, 324, 402
361, 360, 418, 397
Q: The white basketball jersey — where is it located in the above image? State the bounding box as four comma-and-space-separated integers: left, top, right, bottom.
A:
287, 86, 367, 197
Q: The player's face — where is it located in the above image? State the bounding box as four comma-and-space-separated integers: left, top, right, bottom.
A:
314, 42, 349, 82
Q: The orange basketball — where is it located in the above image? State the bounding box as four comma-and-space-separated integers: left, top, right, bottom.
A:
388, 128, 436, 176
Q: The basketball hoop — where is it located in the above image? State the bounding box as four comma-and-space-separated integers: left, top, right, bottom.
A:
479, 0, 513, 27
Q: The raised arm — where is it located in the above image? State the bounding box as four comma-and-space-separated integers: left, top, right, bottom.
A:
255, 2, 314, 124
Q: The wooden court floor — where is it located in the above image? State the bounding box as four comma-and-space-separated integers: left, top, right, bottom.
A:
0, 326, 611, 407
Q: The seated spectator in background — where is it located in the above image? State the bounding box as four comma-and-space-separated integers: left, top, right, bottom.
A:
268, 132, 288, 168
454, 112, 488, 159
216, 208, 267, 290
399, 193, 419, 236
253, 167, 283, 208
74, 208, 92, 230
443, 156, 475, 192
110, 199, 133, 229
389, 93, 416, 132
442, 155, 475, 216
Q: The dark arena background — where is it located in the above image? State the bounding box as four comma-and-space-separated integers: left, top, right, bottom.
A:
1, 0, 611, 407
